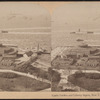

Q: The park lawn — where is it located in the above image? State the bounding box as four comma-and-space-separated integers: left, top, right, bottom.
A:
0, 73, 50, 91
52, 82, 59, 91
68, 73, 100, 91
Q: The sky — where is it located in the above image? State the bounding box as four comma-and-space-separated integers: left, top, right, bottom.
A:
1, 2, 100, 32
0, 2, 51, 29
52, 2, 100, 32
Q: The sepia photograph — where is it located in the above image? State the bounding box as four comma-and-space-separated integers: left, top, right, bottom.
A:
0, 1, 100, 99
51, 2, 100, 92
0, 2, 51, 92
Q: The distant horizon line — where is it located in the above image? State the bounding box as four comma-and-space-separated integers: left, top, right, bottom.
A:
0, 27, 51, 30
0, 32, 51, 34
52, 30, 100, 33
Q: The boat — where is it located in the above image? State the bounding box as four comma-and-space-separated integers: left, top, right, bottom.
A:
70, 29, 94, 34
1, 30, 8, 33
87, 31, 94, 34
76, 39, 84, 42
70, 32, 76, 34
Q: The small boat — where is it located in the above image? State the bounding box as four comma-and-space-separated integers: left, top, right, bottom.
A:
87, 31, 94, 34
1, 30, 8, 33
76, 39, 84, 41
70, 32, 76, 34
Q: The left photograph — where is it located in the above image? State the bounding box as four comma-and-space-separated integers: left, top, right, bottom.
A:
0, 2, 51, 91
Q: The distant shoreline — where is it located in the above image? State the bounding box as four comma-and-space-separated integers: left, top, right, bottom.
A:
0, 32, 51, 34
52, 31, 100, 34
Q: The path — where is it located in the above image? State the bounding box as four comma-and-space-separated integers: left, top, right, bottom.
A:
39, 88, 51, 92
0, 69, 51, 84
57, 69, 100, 91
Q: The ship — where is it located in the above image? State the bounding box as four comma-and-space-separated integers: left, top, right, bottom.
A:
70, 29, 94, 34
87, 31, 94, 34
76, 39, 84, 42
1, 30, 8, 33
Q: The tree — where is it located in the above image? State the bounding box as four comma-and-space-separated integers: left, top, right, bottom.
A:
52, 70, 61, 82
48, 67, 54, 81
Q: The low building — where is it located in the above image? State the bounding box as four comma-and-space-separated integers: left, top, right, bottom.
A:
3, 44, 18, 48
17, 51, 25, 57
86, 60, 99, 67
62, 46, 91, 59
2, 53, 17, 59
88, 56, 100, 61
94, 52, 100, 56
76, 56, 100, 67
1, 59, 14, 66
2, 47, 17, 59
76, 57, 88, 66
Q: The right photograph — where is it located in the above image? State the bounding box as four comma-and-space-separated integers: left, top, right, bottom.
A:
51, 2, 100, 92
